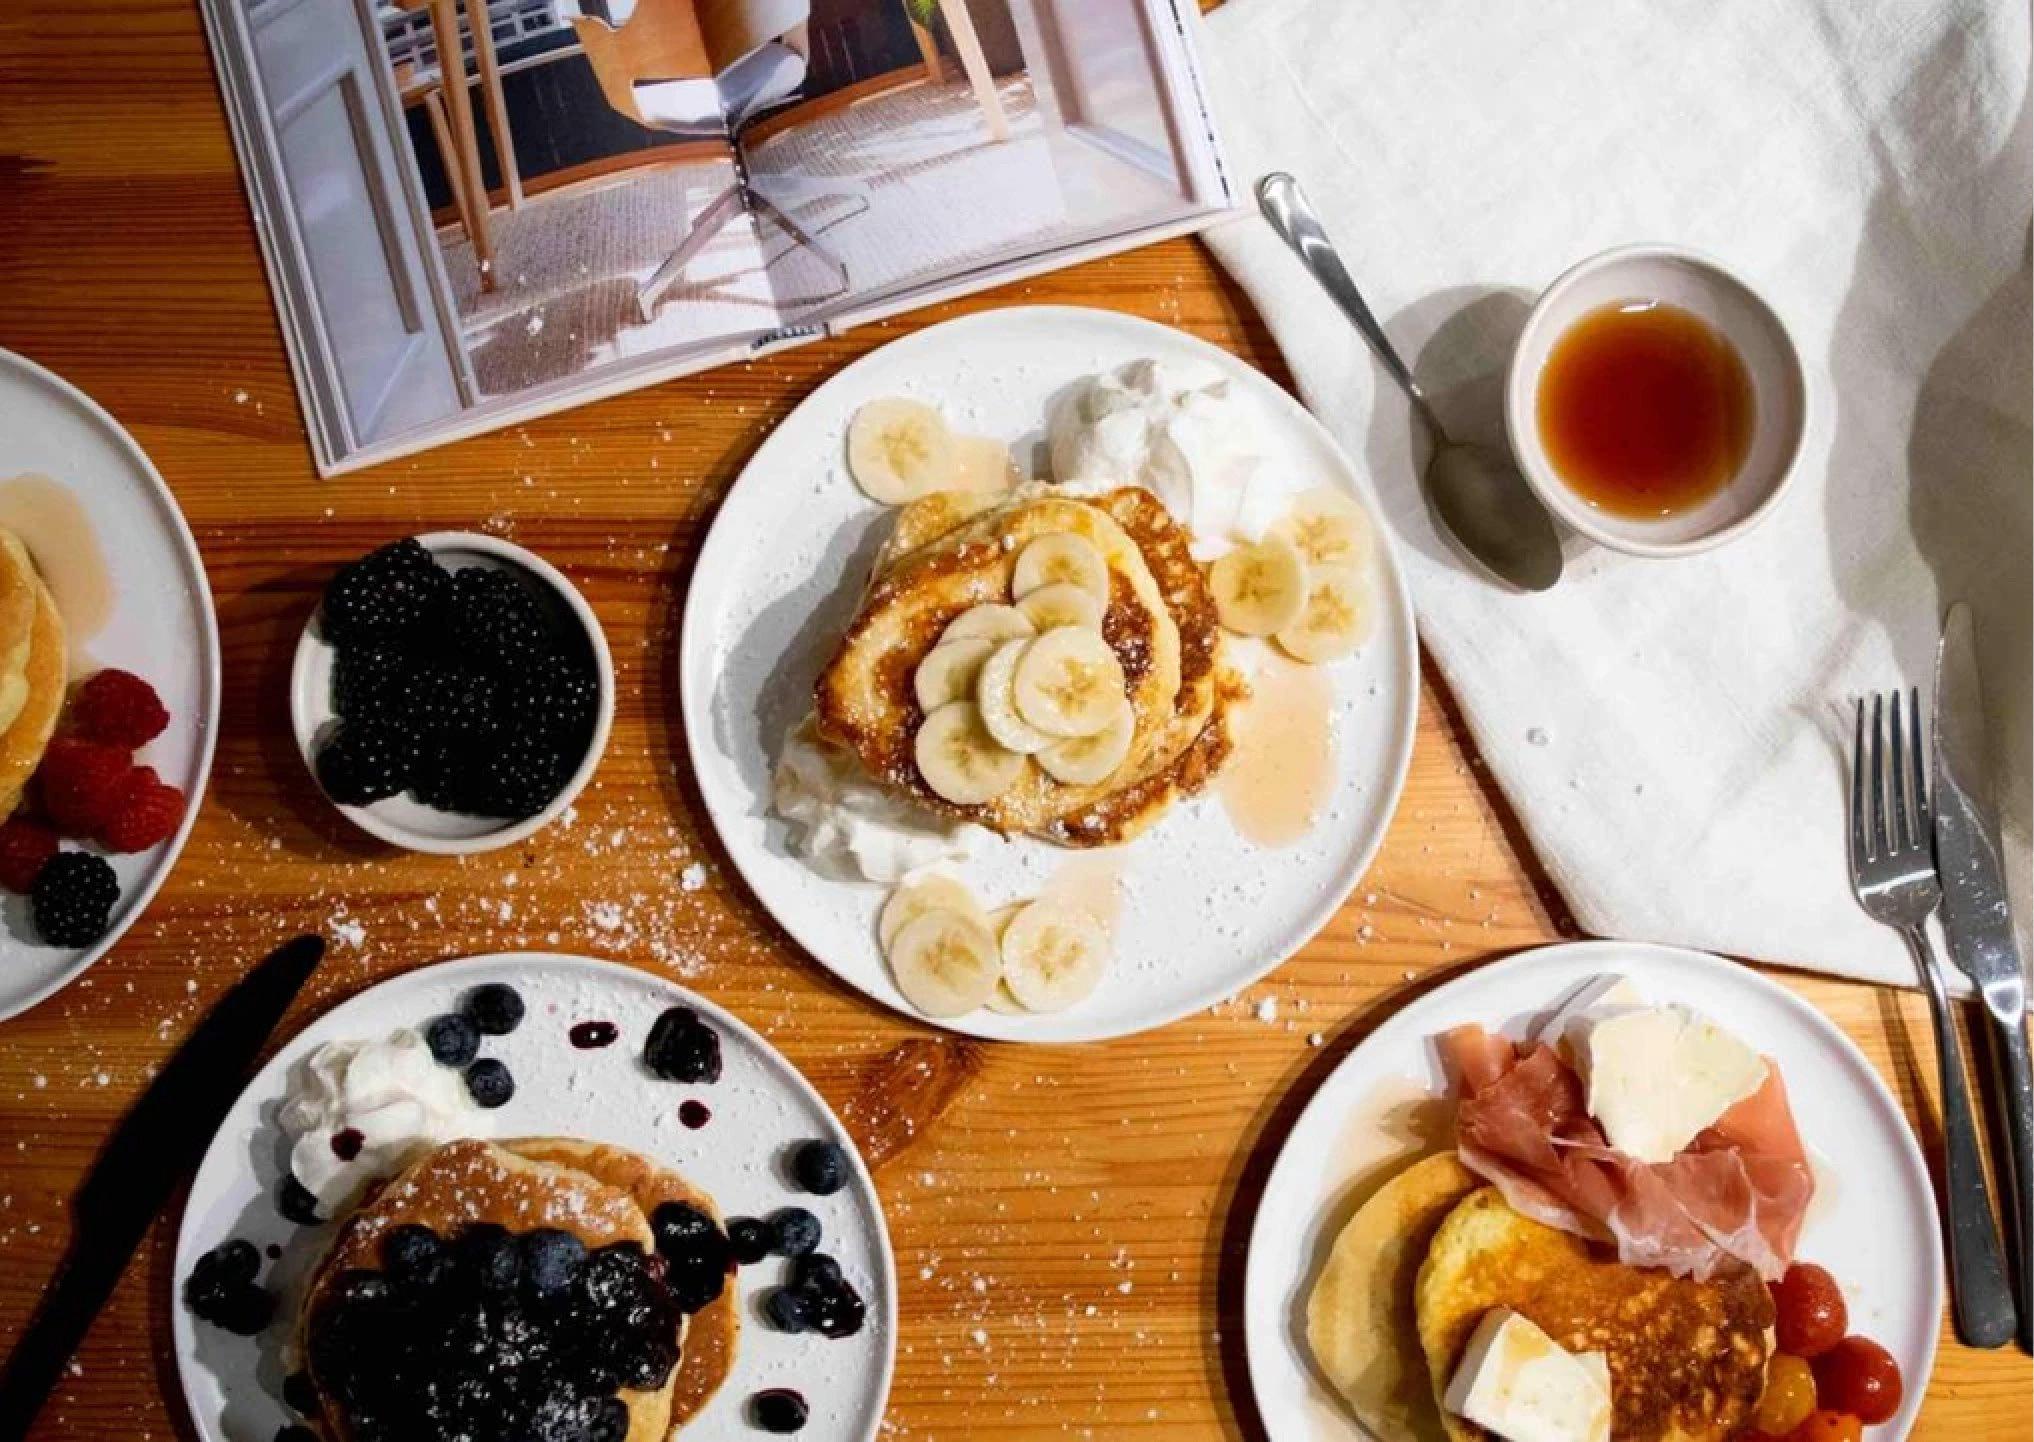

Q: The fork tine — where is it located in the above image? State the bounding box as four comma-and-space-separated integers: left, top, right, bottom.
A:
1850, 698, 1869, 869
1889, 688, 1912, 850
1869, 692, 1888, 859
1909, 686, 1930, 835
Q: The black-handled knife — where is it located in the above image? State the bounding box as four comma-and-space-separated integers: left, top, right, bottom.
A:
0, 933, 324, 1437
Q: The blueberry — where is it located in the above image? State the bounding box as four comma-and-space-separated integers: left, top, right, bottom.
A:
276, 1173, 322, 1227
283, 1370, 321, 1417
380, 1224, 442, 1283
330, 1269, 393, 1309
643, 1006, 721, 1084
276, 1426, 320, 1442
792, 1252, 843, 1293
764, 1286, 813, 1333
520, 1228, 585, 1298
805, 1276, 867, 1339
464, 1057, 515, 1109
727, 1217, 772, 1265
751, 1388, 810, 1433
651, 1202, 731, 1314
463, 982, 525, 1035
770, 1207, 822, 1258
791, 1140, 849, 1196
208, 1238, 262, 1285
424, 1012, 481, 1067
184, 1241, 274, 1335
650, 1201, 717, 1255
457, 1223, 520, 1295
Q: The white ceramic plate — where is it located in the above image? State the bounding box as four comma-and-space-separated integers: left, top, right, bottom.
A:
0, 350, 218, 1020
1241, 940, 1942, 1442
680, 306, 1419, 1042
173, 953, 896, 1442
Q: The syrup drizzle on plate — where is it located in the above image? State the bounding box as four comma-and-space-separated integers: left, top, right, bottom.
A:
1219, 651, 1335, 848
0, 473, 113, 654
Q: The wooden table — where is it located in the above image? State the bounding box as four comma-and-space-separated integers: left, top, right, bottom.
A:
0, 1, 2027, 1438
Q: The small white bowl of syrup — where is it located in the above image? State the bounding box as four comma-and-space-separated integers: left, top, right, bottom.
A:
1504, 244, 1807, 557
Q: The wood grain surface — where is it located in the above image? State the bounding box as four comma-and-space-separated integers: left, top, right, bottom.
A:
0, 1, 2029, 1438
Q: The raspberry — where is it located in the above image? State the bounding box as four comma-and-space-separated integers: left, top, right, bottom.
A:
70, 669, 170, 748
0, 818, 59, 893
31, 851, 120, 947
39, 737, 135, 836
98, 766, 187, 853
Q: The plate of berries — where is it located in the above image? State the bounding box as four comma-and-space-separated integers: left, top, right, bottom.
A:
0, 348, 218, 1020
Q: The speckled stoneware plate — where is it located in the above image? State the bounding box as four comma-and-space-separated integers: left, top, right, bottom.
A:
0, 349, 218, 1021
1241, 941, 1941, 1442
679, 306, 1419, 1043
173, 953, 896, 1442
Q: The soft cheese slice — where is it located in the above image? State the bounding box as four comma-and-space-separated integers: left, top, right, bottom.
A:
1574, 1005, 1768, 1164
1442, 1308, 1611, 1442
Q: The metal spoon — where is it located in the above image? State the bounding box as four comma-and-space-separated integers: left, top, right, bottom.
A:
1255, 172, 1563, 592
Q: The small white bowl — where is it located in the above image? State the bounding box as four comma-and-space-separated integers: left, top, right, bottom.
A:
1504, 244, 1807, 557
290, 531, 613, 854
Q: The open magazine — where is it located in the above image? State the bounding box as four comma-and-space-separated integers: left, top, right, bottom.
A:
199, 0, 1232, 472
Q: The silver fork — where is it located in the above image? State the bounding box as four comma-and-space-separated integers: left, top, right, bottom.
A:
1851, 689, 2017, 1347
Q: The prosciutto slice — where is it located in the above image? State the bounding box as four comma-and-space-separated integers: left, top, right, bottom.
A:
1437, 1024, 1812, 1281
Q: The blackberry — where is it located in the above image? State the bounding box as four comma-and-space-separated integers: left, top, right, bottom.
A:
463, 1057, 515, 1108
727, 1217, 772, 1266
331, 644, 411, 724
446, 566, 552, 670
464, 731, 572, 819
398, 663, 499, 739
643, 1006, 722, 1084
30, 851, 119, 947
464, 982, 525, 1035
770, 1207, 822, 1259
423, 1012, 481, 1067
409, 737, 476, 813
321, 538, 447, 647
790, 1140, 849, 1197
316, 720, 417, 807
505, 649, 601, 744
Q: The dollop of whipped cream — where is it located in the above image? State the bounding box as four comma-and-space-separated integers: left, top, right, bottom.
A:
774, 716, 985, 882
1047, 358, 1291, 559
279, 1028, 483, 1219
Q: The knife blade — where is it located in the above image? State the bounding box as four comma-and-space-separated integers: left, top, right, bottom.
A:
1933, 601, 2033, 1353
0, 933, 324, 1434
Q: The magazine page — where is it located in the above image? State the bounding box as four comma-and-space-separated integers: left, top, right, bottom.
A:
734, 0, 1225, 329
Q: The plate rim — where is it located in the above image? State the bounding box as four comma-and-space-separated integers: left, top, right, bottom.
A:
1238, 937, 1944, 1442
170, 950, 900, 1442
0, 347, 222, 1022
676, 303, 1421, 1043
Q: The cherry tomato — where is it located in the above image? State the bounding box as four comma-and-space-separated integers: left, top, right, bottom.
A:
1771, 1263, 1848, 1357
1813, 1335, 1903, 1424
1784, 1410, 1864, 1442
1751, 1354, 1818, 1436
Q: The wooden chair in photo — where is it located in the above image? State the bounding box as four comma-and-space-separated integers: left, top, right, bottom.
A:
573, 0, 870, 318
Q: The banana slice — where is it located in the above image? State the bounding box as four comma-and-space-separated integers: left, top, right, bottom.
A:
976, 638, 1054, 755
939, 604, 1037, 647
1012, 533, 1110, 603
983, 905, 1027, 1014
1209, 533, 1309, 637
1274, 486, 1375, 572
1276, 565, 1373, 663
879, 874, 988, 950
847, 397, 953, 505
1017, 581, 1105, 634
914, 701, 1026, 804
888, 910, 1002, 1017
1037, 697, 1134, 786
951, 434, 1019, 494
1013, 627, 1128, 738
1000, 899, 1110, 1012
913, 638, 996, 713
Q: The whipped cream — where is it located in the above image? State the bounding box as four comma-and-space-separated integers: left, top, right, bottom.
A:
1047, 359, 1291, 559
279, 1028, 484, 1219
774, 716, 985, 883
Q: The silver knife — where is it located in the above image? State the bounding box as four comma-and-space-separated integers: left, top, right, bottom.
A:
1933, 601, 2033, 1353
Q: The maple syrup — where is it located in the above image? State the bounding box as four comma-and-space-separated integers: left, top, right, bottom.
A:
0, 473, 113, 650
1535, 301, 1754, 518
1218, 653, 1334, 848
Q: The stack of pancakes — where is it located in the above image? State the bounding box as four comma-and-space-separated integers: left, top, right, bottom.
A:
816, 483, 1236, 847
0, 528, 65, 818
298, 1138, 738, 1441
1306, 1154, 1775, 1442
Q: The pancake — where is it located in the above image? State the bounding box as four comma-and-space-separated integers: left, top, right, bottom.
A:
0, 575, 65, 819
817, 483, 1229, 844
1415, 1188, 1775, 1442
1306, 1152, 1480, 1442
506, 1136, 739, 1430
300, 1138, 676, 1442
0, 531, 42, 735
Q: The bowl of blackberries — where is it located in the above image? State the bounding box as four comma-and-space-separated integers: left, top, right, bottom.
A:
292, 533, 612, 854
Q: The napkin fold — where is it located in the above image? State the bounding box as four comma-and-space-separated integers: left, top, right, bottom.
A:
1199, 0, 2031, 987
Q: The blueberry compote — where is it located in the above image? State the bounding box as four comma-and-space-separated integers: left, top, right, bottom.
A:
305, 1222, 682, 1442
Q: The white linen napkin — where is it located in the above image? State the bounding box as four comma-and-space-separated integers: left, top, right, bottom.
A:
1198, 0, 2031, 987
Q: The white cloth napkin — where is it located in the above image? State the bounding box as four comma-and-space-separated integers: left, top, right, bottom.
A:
1198, 0, 2031, 987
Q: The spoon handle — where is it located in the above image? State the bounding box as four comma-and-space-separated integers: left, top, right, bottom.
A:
1255, 172, 1444, 438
